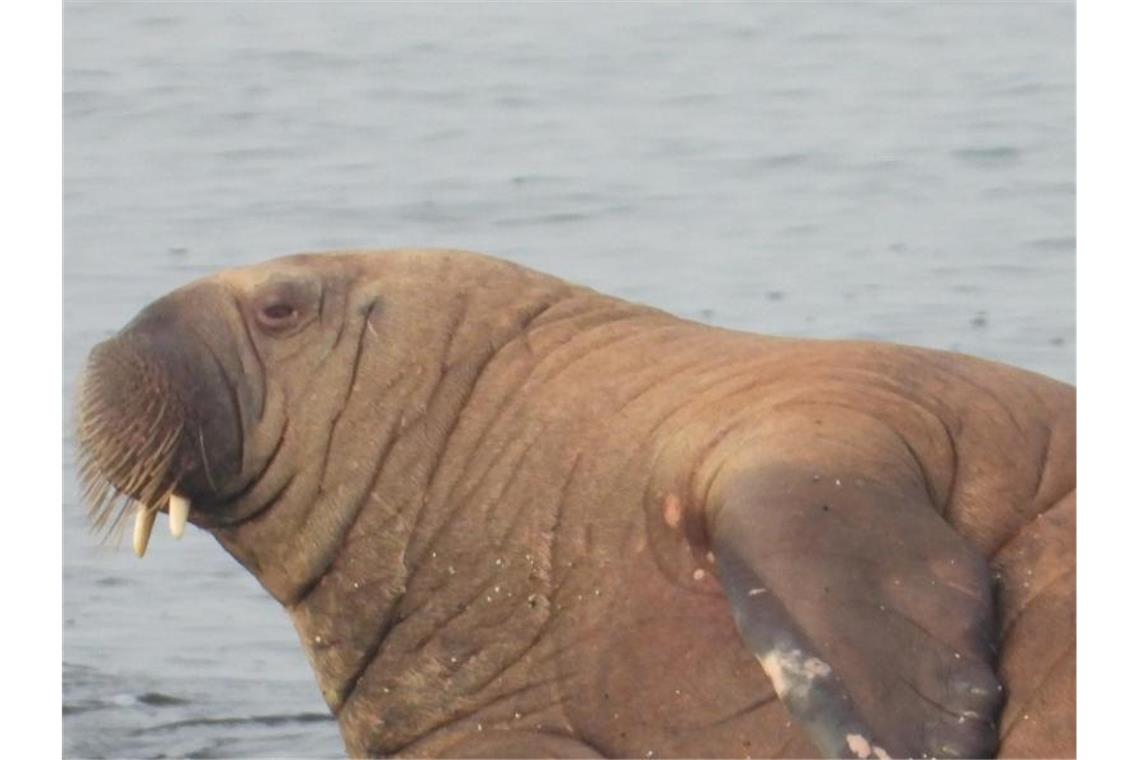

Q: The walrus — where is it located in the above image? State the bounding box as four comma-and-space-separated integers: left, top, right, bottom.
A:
76, 249, 1075, 759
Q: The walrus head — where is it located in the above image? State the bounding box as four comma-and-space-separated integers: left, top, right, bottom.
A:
77, 258, 333, 551
76, 250, 574, 602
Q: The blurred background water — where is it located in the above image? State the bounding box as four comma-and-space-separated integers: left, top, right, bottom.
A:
63, 2, 1074, 757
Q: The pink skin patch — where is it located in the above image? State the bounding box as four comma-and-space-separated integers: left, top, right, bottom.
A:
663, 493, 683, 529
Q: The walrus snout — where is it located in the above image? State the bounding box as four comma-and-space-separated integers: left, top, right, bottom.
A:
77, 287, 246, 553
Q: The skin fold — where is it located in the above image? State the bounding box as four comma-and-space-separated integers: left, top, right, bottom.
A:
77, 250, 1075, 758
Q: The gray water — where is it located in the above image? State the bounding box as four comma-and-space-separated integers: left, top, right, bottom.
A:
63, 2, 1074, 757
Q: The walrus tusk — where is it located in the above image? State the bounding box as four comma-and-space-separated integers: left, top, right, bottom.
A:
168, 493, 190, 539
133, 502, 156, 558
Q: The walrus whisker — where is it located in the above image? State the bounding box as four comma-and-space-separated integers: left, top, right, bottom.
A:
94, 480, 151, 538
197, 423, 219, 493
125, 430, 179, 503
76, 354, 194, 551
140, 396, 171, 442
140, 424, 180, 471
94, 435, 146, 480
79, 409, 185, 541
82, 485, 112, 528
117, 458, 155, 497
78, 405, 110, 429
90, 491, 135, 545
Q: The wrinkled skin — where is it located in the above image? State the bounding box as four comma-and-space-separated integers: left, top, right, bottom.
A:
77, 250, 1075, 758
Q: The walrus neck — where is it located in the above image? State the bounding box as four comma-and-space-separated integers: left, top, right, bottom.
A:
267, 287, 664, 746
206, 262, 657, 721
211, 270, 583, 598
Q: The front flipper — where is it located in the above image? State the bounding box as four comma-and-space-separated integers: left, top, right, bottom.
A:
710, 464, 1002, 759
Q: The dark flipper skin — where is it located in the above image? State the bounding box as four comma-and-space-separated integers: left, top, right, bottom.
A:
709, 428, 1003, 758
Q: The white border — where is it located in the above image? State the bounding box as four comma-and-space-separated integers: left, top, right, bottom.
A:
3, 0, 62, 753
1077, 0, 1138, 756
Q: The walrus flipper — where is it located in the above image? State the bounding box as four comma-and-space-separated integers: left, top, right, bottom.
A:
711, 467, 1003, 759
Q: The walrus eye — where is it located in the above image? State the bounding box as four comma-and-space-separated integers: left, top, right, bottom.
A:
250, 274, 320, 336
256, 301, 300, 332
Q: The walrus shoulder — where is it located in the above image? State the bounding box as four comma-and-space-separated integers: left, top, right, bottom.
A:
703, 404, 1002, 759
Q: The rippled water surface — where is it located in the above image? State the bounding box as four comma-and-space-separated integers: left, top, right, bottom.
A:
63, 2, 1073, 757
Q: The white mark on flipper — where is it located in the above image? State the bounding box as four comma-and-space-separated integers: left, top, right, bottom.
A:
872, 746, 891, 759
748, 587, 767, 596
756, 654, 788, 695
846, 734, 872, 759
803, 657, 831, 677
757, 647, 833, 700
706, 550, 715, 563
693, 568, 706, 581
